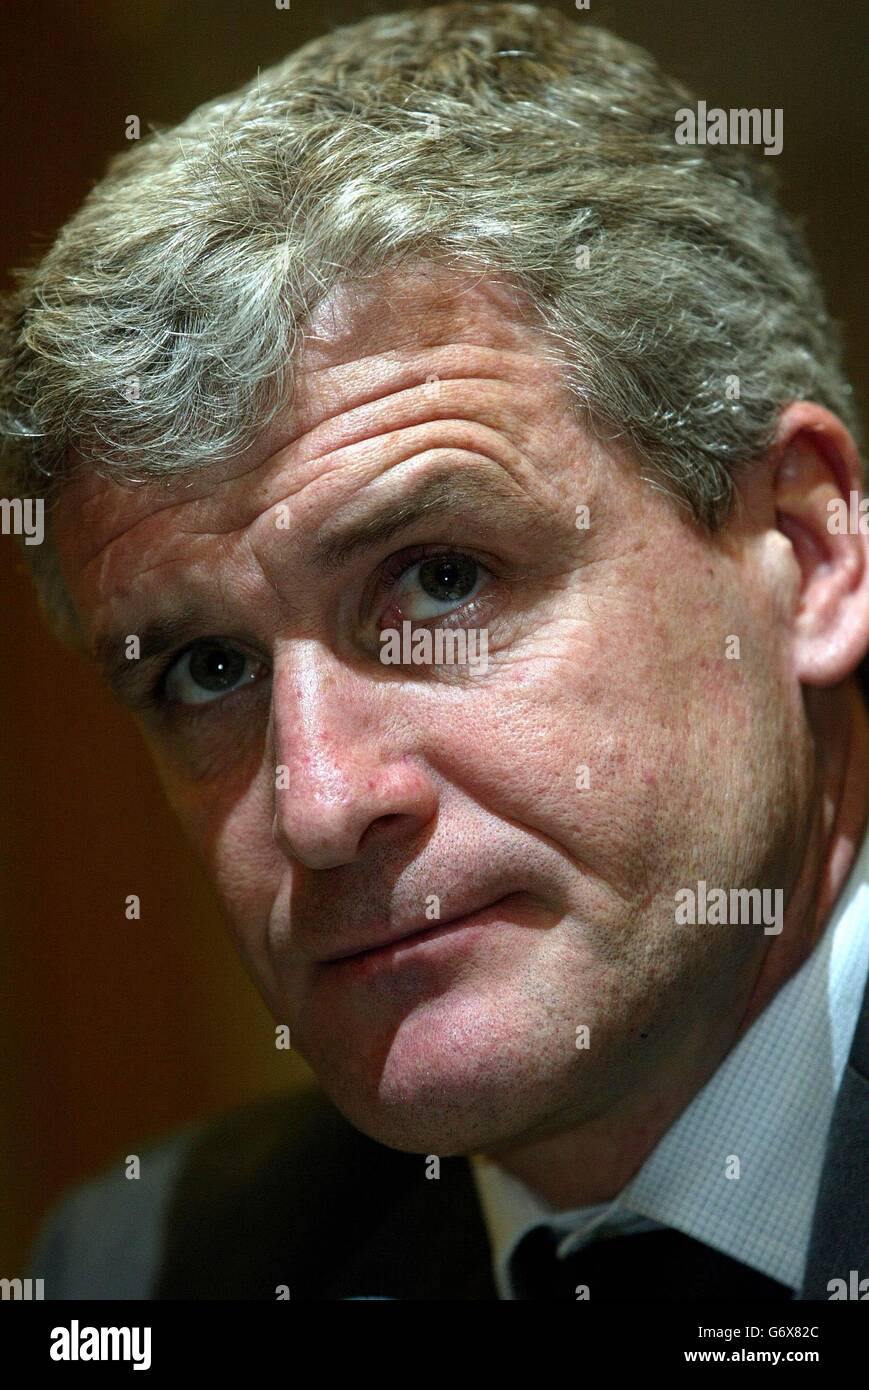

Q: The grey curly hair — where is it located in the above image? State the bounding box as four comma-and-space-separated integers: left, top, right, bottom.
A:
0, 2, 861, 640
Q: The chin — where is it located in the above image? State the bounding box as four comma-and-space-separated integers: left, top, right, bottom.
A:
326, 1084, 523, 1156
309, 1010, 567, 1155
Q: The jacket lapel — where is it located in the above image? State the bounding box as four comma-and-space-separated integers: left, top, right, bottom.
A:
799, 961, 869, 1298
153, 1085, 496, 1299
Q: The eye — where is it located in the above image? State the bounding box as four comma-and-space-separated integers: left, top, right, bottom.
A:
163, 639, 264, 707
385, 551, 489, 621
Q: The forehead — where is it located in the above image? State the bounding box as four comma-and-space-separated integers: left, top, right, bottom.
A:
52, 265, 567, 602
302, 263, 543, 368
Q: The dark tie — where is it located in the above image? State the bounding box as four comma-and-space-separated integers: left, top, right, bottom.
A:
509, 1224, 794, 1300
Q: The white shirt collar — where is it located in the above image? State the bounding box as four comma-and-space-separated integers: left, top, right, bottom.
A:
471, 825, 869, 1298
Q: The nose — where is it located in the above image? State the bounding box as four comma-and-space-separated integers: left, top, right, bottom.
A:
269, 648, 437, 870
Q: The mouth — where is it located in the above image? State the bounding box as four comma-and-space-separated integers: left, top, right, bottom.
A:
320, 892, 528, 969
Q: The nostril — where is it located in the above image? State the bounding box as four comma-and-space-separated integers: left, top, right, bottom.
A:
359, 812, 405, 850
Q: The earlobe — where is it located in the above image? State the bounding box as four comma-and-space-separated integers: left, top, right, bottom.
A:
772, 403, 869, 688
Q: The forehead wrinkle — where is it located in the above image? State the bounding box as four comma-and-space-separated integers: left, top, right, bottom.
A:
63, 339, 559, 579
179, 414, 542, 574
294, 340, 551, 431
63, 330, 574, 643
205, 342, 549, 507
308, 465, 543, 575
84, 435, 574, 694
80, 367, 535, 581
242, 338, 557, 498
249, 369, 548, 514
119, 418, 562, 606
163, 343, 550, 512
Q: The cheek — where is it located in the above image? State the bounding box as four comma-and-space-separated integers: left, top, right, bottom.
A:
156, 756, 282, 931
211, 795, 281, 919
406, 578, 772, 896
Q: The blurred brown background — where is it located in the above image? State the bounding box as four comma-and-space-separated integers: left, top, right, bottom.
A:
1, 0, 866, 1274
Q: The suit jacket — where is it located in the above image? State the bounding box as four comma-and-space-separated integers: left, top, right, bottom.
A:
27, 964, 869, 1300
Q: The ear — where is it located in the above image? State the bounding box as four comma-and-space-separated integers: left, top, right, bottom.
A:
772, 402, 869, 687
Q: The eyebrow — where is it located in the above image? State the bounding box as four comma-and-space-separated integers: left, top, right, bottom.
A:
93, 604, 218, 702
92, 466, 549, 698
309, 467, 541, 573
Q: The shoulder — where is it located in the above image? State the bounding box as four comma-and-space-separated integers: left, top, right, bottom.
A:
27, 1111, 199, 1299
27, 1085, 379, 1300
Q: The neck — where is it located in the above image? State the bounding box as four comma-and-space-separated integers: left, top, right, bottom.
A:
481, 679, 869, 1210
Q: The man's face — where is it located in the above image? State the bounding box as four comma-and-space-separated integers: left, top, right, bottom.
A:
54, 268, 812, 1155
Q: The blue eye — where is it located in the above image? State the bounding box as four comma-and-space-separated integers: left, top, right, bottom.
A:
164, 640, 263, 707
392, 553, 488, 619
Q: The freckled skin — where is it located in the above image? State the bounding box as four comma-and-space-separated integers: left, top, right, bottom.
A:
53, 267, 865, 1204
